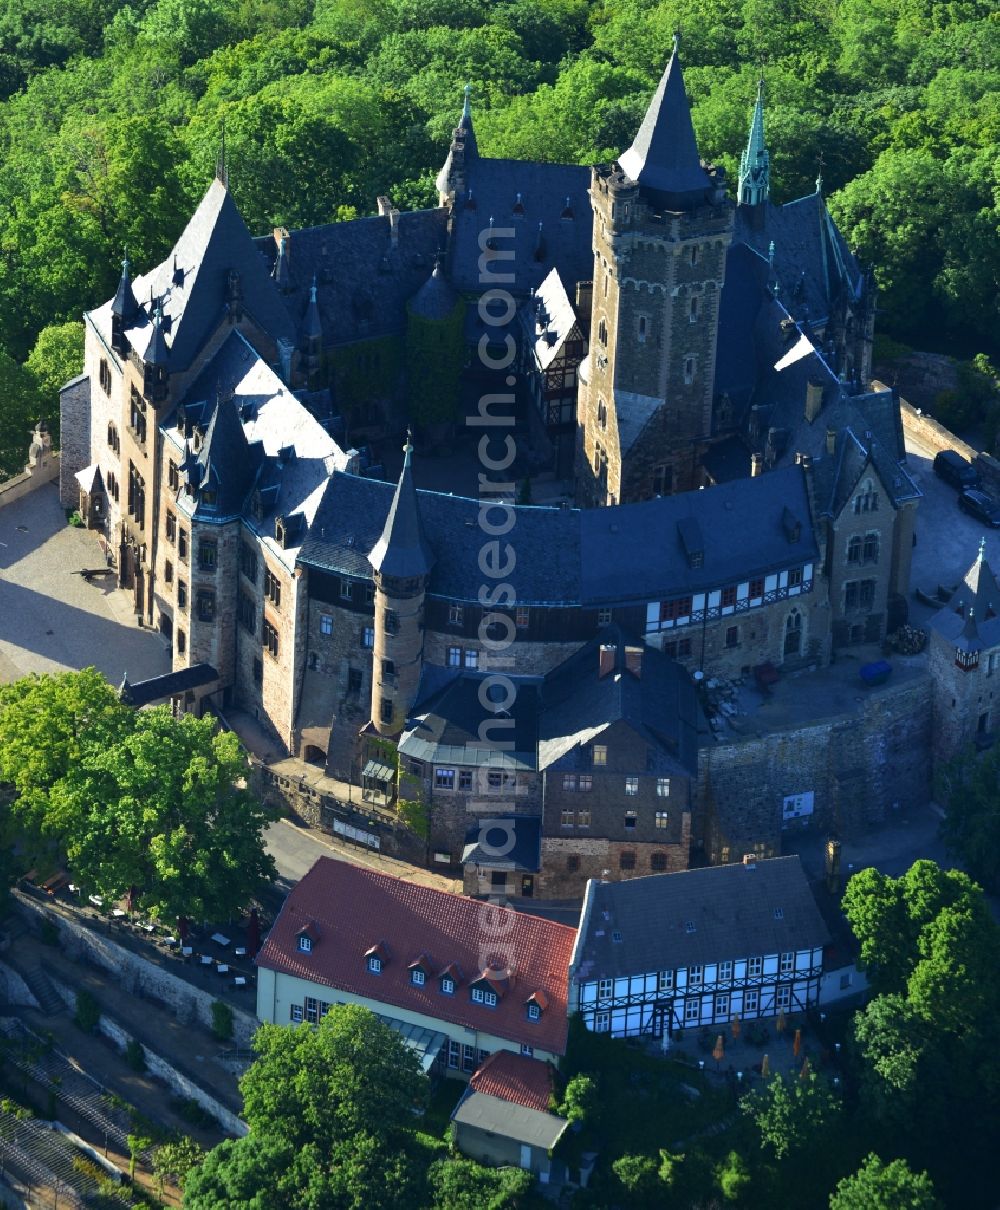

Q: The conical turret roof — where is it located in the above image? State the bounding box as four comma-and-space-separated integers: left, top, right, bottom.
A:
303, 277, 323, 341
738, 78, 770, 206
409, 259, 459, 321
618, 38, 711, 203
111, 255, 140, 323
368, 432, 434, 580
145, 307, 169, 368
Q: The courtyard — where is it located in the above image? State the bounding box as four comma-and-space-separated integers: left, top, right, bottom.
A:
0, 485, 169, 687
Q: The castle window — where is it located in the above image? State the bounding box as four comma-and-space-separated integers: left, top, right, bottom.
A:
656, 779, 670, 798
722, 585, 737, 608
597, 399, 607, 429
129, 387, 147, 444
165, 512, 176, 543
655, 810, 669, 829
847, 536, 862, 564
177, 581, 187, 609
651, 853, 667, 871
253, 657, 263, 685
107, 422, 118, 451
447, 646, 461, 666
567, 855, 580, 872
99, 359, 112, 395
320, 614, 333, 635
690, 245, 699, 266
853, 481, 879, 514
240, 544, 258, 583
197, 590, 215, 621
788, 567, 803, 587
592, 744, 607, 766
164, 560, 173, 585
449, 603, 464, 626
598, 318, 607, 347
347, 668, 362, 695
367, 955, 382, 975
689, 296, 699, 323
385, 610, 399, 634
440, 976, 455, 995
464, 649, 478, 669
988, 653, 999, 676
380, 699, 393, 724
577, 806, 591, 827
263, 618, 279, 658
624, 809, 637, 829
620, 851, 636, 870
290, 1004, 303, 1023
527, 1003, 541, 1021
177, 628, 186, 655
726, 625, 739, 648
435, 768, 455, 791
298, 935, 312, 954
178, 530, 188, 561
598, 607, 612, 625
362, 627, 374, 648
168, 461, 179, 491
784, 609, 802, 655
637, 315, 647, 343
844, 580, 875, 612
625, 777, 638, 796
264, 567, 281, 608
198, 540, 217, 571
863, 533, 879, 563
238, 593, 256, 634
684, 356, 696, 385
459, 770, 473, 790
578, 774, 592, 791
340, 579, 352, 600
652, 465, 672, 496
560, 808, 574, 828
563, 774, 577, 791
410, 968, 425, 987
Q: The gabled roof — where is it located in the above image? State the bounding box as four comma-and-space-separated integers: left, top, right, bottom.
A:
400, 674, 540, 770
257, 857, 577, 1055
452, 1091, 568, 1151
538, 629, 702, 774
617, 42, 712, 204
118, 663, 219, 708
521, 267, 581, 372
368, 436, 435, 580
469, 1051, 553, 1112
571, 855, 830, 982
92, 180, 296, 371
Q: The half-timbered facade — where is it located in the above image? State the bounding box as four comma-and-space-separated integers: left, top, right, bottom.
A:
568, 856, 829, 1039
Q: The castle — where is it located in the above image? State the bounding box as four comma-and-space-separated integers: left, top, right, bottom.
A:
60, 45, 926, 898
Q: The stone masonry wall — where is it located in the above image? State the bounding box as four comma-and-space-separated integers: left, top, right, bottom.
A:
58, 375, 90, 509
698, 672, 932, 861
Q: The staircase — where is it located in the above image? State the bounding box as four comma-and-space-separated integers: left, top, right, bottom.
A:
22, 966, 65, 1016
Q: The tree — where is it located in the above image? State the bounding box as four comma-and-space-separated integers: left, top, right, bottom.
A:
25, 320, 84, 444
186, 1006, 428, 1209
0, 348, 45, 479
717, 1149, 751, 1202
153, 1138, 203, 1197
829, 1153, 941, 1209
558, 1073, 597, 1125
427, 1158, 533, 1209
938, 743, 1000, 891
612, 1153, 660, 1204
740, 1073, 841, 1160
0, 671, 276, 924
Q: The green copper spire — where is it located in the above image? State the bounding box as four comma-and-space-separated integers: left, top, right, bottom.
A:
738, 77, 769, 208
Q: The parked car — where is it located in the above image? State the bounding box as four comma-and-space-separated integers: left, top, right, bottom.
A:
934, 449, 979, 489
958, 488, 1000, 528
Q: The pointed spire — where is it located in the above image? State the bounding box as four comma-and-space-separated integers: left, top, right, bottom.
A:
738, 76, 770, 208
273, 233, 291, 290
368, 432, 435, 580
216, 118, 228, 189
457, 81, 478, 157
303, 273, 322, 341
111, 252, 140, 323
145, 305, 169, 367
978, 535, 986, 563
462, 82, 472, 122
618, 39, 711, 204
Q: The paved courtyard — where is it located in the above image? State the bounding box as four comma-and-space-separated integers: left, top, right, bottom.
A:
0, 485, 169, 687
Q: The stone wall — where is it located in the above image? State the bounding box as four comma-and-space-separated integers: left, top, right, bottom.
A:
0, 961, 40, 1010
699, 672, 932, 861
886, 385, 1000, 499
14, 892, 259, 1049
0, 445, 60, 511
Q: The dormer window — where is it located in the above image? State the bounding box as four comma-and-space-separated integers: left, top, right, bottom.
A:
365, 942, 388, 974
527, 1003, 541, 1020
441, 976, 455, 995
525, 990, 547, 1021
411, 968, 425, 986
368, 955, 382, 974
471, 987, 498, 1007
298, 935, 312, 953
296, 922, 318, 952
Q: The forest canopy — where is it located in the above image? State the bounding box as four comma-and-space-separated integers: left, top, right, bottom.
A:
0, 0, 996, 469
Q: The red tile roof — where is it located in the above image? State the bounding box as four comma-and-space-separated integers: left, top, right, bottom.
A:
257, 857, 576, 1054
469, 1051, 554, 1112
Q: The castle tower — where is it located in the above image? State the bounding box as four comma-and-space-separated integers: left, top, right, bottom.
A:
738, 78, 770, 220
576, 37, 734, 506
436, 84, 478, 206
110, 255, 140, 357
928, 540, 1000, 764
368, 432, 435, 736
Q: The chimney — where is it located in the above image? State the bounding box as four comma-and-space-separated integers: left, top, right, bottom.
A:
799, 453, 812, 470
805, 379, 823, 423
624, 647, 642, 678
598, 644, 615, 679
376, 196, 392, 217
389, 207, 400, 249
825, 427, 837, 456
750, 452, 763, 477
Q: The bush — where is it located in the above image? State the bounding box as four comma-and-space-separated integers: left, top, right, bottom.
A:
125, 1038, 145, 1072
74, 988, 100, 1033
67, 510, 84, 527
210, 1000, 233, 1041
171, 1097, 217, 1130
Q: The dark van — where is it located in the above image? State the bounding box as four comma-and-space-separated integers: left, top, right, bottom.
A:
933, 449, 979, 490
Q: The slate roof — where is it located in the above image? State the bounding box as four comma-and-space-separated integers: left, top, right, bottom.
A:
462, 817, 542, 873
618, 45, 713, 204
254, 208, 449, 349
301, 462, 819, 607
538, 629, 701, 775
448, 159, 593, 297
734, 190, 863, 327
571, 855, 830, 982
522, 267, 579, 372
468, 1051, 553, 1113
91, 181, 296, 372
118, 663, 219, 708
930, 546, 1000, 649
368, 441, 435, 579
409, 260, 461, 321
257, 857, 577, 1055
715, 243, 770, 419
400, 675, 540, 770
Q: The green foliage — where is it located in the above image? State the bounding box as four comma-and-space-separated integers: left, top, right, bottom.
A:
829, 1153, 941, 1210
210, 1000, 234, 1041
740, 1073, 841, 1160
171, 1097, 218, 1130
39, 917, 59, 946
0, 670, 277, 924
126, 1132, 152, 1180
0, 349, 42, 479
938, 744, 1000, 891
73, 988, 100, 1033
24, 319, 84, 445
152, 1137, 203, 1193
717, 1148, 751, 1202
612, 1153, 660, 1202
427, 1158, 533, 1209
558, 1073, 598, 1125
405, 298, 465, 432
125, 1038, 146, 1072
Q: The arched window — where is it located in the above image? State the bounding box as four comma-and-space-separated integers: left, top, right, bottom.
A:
784, 609, 802, 657
853, 480, 879, 515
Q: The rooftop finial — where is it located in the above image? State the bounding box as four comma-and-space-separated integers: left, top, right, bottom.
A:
403, 427, 414, 468
768, 239, 775, 270
462, 82, 472, 120
672, 29, 681, 54
815, 150, 825, 195
310, 274, 317, 304
979, 536, 986, 562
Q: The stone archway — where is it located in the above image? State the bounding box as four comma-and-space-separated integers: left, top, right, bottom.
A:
784, 608, 803, 658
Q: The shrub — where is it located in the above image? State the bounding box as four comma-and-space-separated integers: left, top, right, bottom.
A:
210, 1000, 233, 1041
67, 510, 84, 527
74, 988, 100, 1033
125, 1038, 145, 1072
